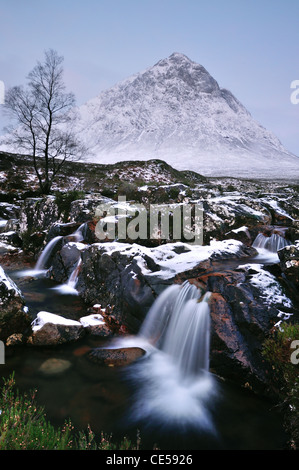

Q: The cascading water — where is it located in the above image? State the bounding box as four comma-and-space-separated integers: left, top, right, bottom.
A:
17, 222, 87, 278
34, 235, 63, 272
119, 281, 217, 433
52, 257, 82, 295
139, 281, 211, 378
252, 233, 290, 252
15, 235, 64, 277
72, 223, 88, 242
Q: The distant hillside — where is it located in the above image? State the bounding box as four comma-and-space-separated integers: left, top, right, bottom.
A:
0, 151, 207, 198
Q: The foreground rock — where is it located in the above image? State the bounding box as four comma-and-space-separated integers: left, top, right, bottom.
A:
0, 266, 31, 341
27, 311, 113, 346
179, 262, 295, 391
28, 312, 85, 346
88, 347, 146, 367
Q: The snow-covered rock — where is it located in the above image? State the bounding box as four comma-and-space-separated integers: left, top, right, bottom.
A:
0, 266, 30, 341
29, 311, 84, 345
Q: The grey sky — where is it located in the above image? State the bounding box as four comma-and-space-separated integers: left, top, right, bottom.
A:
0, 0, 298, 155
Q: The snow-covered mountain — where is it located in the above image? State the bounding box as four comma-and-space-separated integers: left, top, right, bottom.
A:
73, 52, 299, 179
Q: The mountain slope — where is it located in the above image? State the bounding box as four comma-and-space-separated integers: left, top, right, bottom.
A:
74, 52, 299, 179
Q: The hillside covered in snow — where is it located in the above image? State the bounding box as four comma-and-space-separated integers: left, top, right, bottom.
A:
73, 52, 299, 179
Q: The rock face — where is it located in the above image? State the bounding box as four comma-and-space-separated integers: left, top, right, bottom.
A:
78, 244, 157, 332
0, 266, 31, 341
73, 52, 299, 179
19, 197, 59, 234
278, 243, 299, 287
173, 257, 295, 390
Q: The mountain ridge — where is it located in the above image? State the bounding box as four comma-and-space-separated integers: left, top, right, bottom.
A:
73, 52, 299, 179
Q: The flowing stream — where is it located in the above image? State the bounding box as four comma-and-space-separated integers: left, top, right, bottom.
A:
0, 229, 290, 449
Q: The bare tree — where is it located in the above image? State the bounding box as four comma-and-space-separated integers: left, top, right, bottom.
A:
4, 49, 83, 194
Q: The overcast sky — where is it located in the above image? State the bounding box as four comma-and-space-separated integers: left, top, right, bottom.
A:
1, 0, 298, 156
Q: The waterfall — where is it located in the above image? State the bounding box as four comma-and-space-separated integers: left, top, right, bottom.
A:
72, 223, 87, 242
17, 223, 88, 279
121, 281, 217, 431
139, 281, 211, 377
51, 258, 82, 295
33, 235, 63, 273
252, 232, 290, 253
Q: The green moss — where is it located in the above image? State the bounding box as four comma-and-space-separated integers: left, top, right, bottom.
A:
54, 190, 85, 223
0, 374, 140, 450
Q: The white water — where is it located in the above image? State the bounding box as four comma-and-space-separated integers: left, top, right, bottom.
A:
16, 223, 87, 279
51, 258, 82, 295
139, 281, 211, 378
252, 232, 291, 264
34, 235, 63, 271
252, 233, 290, 252
71, 223, 87, 242
16, 235, 63, 278
112, 281, 217, 432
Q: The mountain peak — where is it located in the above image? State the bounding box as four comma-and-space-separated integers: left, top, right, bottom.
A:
148, 52, 219, 95
72, 54, 299, 179
168, 52, 193, 62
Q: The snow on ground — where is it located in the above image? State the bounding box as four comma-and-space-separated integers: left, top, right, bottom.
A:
31, 312, 82, 331
0, 265, 22, 296
93, 238, 247, 279
31, 311, 105, 331
239, 263, 293, 322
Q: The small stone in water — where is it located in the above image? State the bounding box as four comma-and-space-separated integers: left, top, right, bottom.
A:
38, 358, 72, 375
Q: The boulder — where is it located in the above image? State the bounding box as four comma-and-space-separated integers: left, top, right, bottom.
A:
19, 196, 59, 234
78, 244, 158, 333
201, 264, 293, 390
79, 313, 112, 337
0, 266, 31, 341
28, 311, 85, 346
202, 196, 272, 244
48, 242, 86, 284
88, 347, 146, 367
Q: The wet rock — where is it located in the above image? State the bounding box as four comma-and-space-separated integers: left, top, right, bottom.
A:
46, 222, 82, 241
79, 245, 157, 333
198, 264, 294, 391
0, 266, 31, 341
48, 242, 86, 284
88, 347, 146, 367
224, 226, 252, 246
